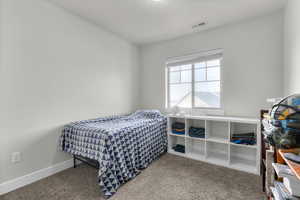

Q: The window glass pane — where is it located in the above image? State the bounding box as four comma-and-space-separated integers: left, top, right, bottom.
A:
195, 68, 206, 81
194, 81, 220, 108
181, 64, 192, 70
181, 70, 192, 83
195, 62, 205, 68
169, 66, 181, 71
169, 71, 180, 83
207, 67, 220, 81
167, 52, 222, 109
207, 59, 220, 67
169, 83, 192, 108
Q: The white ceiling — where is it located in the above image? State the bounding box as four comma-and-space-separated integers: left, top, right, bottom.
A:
49, 0, 286, 44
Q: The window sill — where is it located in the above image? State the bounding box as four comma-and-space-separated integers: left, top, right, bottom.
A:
191, 108, 224, 116
166, 107, 225, 116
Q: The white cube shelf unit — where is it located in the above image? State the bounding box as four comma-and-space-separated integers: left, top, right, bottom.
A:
167, 115, 261, 175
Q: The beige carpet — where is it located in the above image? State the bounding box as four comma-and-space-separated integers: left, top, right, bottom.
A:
1, 154, 265, 200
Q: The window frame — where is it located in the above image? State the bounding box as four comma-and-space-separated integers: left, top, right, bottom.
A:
166, 49, 224, 111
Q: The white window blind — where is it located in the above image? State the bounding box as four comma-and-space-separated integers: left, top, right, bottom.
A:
166, 49, 223, 109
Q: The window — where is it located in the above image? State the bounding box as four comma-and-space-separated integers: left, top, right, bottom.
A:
166, 50, 223, 109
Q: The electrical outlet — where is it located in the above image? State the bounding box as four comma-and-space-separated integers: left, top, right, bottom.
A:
11, 152, 21, 163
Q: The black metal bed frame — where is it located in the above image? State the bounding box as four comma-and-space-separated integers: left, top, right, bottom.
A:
73, 155, 100, 169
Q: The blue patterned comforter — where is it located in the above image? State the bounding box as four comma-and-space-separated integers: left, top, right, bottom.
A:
60, 110, 167, 197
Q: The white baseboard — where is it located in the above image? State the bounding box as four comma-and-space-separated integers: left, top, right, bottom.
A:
0, 159, 73, 196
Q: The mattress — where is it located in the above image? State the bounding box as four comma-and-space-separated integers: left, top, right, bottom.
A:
60, 110, 167, 197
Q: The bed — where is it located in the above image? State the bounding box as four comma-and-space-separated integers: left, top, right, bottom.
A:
59, 110, 167, 198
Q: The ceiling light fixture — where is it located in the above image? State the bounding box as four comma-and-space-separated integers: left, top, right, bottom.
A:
152, 0, 161, 2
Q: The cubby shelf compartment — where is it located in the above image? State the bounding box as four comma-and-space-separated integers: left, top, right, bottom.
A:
230, 122, 258, 147
186, 118, 205, 136
168, 116, 186, 135
186, 138, 205, 156
168, 134, 185, 155
167, 114, 261, 175
206, 120, 230, 143
230, 145, 257, 174
206, 141, 229, 166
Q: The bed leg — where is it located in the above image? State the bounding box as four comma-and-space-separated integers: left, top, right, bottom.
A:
73, 155, 76, 168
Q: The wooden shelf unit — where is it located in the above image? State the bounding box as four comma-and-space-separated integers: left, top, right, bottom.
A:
278, 149, 300, 181
167, 114, 261, 175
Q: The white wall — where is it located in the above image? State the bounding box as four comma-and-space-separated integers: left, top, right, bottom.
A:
140, 12, 284, 117
284, 0, 300, 95
0, 0, 3, 184
0, 0, 139, 183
